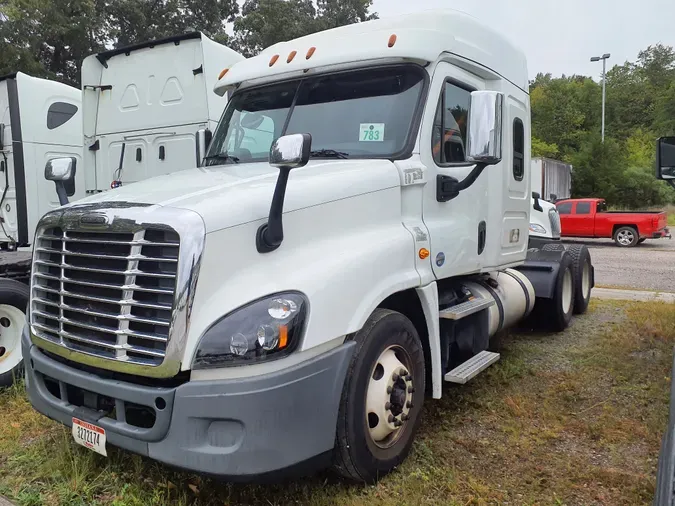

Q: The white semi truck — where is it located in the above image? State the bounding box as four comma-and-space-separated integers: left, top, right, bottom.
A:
23, 10, 594, 482
0, 34, 243, 386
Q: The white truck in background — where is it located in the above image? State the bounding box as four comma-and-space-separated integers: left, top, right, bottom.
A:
0, 34, 243, 386
81, 32, 243, 192
24, 10, 594, 482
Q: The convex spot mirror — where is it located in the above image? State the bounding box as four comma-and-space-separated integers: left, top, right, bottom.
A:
657, 137, 675, 180
269, 133, 312, 170
45, 157, 76, 181
466, 90, 504, 165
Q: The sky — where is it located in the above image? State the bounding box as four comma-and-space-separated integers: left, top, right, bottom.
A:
371, 0, 675, 81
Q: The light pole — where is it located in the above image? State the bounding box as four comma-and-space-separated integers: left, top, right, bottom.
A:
590, 53, 611, 142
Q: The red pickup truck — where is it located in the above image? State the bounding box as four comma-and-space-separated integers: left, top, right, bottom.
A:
556, 198, 671, 247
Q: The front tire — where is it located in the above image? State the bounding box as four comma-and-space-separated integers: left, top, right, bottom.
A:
0, 279, 30, 388
614, 226, 638, 247
333, 309, 425, 483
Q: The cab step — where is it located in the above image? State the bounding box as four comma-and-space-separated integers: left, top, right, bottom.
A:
444, 350, 500, 384
439, 297, 495, 320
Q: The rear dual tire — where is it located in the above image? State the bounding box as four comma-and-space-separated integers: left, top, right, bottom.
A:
531, 249, 575, 331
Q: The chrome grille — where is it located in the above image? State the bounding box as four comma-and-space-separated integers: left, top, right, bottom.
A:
30, 227, 180, 366
549, 208, 561, 239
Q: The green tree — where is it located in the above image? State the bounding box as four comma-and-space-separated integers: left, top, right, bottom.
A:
231, 0, 377, 57
569, 135, 625, 204
531, 137, 559, 158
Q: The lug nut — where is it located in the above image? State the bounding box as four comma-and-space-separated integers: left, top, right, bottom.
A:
401, 413, 410, 421
385, 402, 391, 410
401, 369, 409, 377
394, 419, 403, 427
406, 401, 413, 409
405, 375, 412, 382
388, 414, 395, 423
408, 386, 415, 393
392, 373, 399, 381
387, 386, 393, 394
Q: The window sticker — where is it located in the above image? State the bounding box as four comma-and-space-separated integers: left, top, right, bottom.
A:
359, 123, 385, 142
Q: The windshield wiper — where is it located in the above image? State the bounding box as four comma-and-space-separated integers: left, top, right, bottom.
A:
310, 149, 349, 159
204, 153, 240, 165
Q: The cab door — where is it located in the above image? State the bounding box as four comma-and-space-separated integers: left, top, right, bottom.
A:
420, 62, 488, 278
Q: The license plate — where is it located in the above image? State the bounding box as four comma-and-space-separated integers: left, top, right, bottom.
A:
72, 417, 107, 457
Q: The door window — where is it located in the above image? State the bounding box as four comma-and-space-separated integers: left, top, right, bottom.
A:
576, 202, 591, 214
47, 102, 78, 130
432, 81, 470, 165
557, 202, 573, 214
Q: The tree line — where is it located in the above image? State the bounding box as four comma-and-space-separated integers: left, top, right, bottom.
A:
1, 0, 674, 208
531, 44, 675, 208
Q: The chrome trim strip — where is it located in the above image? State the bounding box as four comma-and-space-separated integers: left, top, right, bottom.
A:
29, 203, 206, 378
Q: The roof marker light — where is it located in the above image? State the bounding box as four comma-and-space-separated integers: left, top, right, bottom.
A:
218, 68, 229, 80
306, 47, 316, 60
287, 50, 297, 63
269, 54, 280, 67
388, 34, 397, 48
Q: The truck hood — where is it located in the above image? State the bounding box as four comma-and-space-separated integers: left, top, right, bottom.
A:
74, 160, 401, 233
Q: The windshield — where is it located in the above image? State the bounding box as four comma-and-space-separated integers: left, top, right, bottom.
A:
205, 65, 426, 166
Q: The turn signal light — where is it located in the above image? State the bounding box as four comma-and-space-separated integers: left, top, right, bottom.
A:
419, 248, 430, 260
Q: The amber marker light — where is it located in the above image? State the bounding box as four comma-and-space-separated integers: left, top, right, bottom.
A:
419, 248, 430, 260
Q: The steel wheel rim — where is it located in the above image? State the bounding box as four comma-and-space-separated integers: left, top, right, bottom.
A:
562, 268, 573, 314
617, 229, 634, 246
0, 304, 26, 375
582, 260, 591, 300
365, 345, 414, 449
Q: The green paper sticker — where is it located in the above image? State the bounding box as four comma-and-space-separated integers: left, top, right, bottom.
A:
359, 123, 385, 142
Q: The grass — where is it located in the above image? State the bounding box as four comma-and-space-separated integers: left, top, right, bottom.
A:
1, 300, 674, 505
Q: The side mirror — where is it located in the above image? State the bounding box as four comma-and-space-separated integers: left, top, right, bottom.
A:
45, 157, 76, 206
256, 133, 312, 253
532, 191, 543, 212
197, 128, 212, 166
45, 157, 75, 181
0, 124, 5, 151
269, 133, 312, 169
466, 90, 504, 165
657, 137, 675, 180
532, 191, 541, 199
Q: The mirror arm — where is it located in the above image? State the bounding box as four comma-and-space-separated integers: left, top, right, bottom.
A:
436, 162, 488, 202
54, 181, 69, 206
256, 167, 291, 253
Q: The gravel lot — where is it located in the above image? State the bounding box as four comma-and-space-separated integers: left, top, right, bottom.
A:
562, 237, 675, 292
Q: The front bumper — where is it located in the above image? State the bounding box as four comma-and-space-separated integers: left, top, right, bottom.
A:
23, 329, 355, 479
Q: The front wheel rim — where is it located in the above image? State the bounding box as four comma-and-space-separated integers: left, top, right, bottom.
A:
617, 230, 634, 245
365, 345, 414, 449
0, 304, 26, 375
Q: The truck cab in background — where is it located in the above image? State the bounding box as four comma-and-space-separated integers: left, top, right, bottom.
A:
23, 10, 594, 483
81, 32, 244, 192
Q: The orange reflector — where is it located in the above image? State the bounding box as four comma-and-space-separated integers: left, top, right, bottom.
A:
287, 50, 297, 63
388, 34, 397, 48
279, 325, 288, 349
419, 248, 430, 260
269, 54, 280, 67
218, 68, 229, 80
306, 46, 316, 60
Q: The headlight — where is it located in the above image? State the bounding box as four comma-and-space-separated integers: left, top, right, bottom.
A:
192, 292, 307, 369
529, 223, 547, 234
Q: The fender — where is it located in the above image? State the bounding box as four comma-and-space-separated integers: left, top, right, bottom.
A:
514, 248, 567, 300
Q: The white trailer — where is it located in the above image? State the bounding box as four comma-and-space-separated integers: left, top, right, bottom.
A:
531, 157, 572, 202
24, 10, 594, 483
